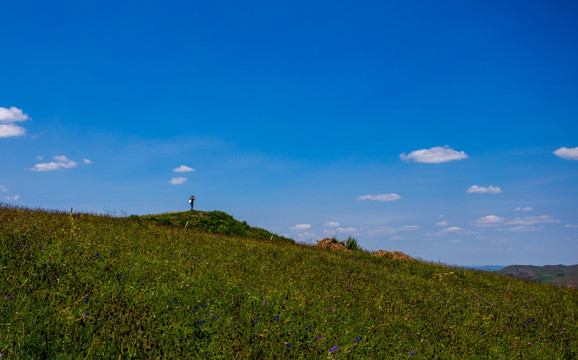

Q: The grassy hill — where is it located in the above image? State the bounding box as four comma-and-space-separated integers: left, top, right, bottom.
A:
1, 205, 577, 359
497, 265, 578, 289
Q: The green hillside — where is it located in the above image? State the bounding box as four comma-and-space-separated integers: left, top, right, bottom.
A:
497, 265, 578, 289
1, 205, 577, 359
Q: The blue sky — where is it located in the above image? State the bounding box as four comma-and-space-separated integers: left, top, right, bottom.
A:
1, 0, 577, 266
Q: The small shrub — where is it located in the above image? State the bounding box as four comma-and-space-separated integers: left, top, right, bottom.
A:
345, 236, 361, 251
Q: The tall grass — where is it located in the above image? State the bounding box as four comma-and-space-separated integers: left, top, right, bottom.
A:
1, 204, 577, 359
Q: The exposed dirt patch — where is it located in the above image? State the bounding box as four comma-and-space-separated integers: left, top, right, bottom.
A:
314, 238, 349, 251
372, 250, 414, 261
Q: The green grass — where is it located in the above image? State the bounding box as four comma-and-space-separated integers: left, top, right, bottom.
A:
1, 204, 577, 359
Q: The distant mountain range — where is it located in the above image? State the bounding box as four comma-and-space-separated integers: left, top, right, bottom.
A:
496, 264, 578, 289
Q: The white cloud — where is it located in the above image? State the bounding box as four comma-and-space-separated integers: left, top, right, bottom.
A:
475, 215, 505, 227
367, 225, 418, 236
32, 155, 78, 171
444, 226, 464, 232
506, 215, 559, 226
400, 145, 467, 164
0, 124, 27, 138
553, 146, 578, 161
324, 221, 340, 228
0, 107, 30, 138
564, 224, 578, 228
515, 206, 534, 212
357, 193, 401, 202
0, 184, 7, 192
168, 177, 187, 185
467, 185, 502, 194
509, 226, 543, 232
291, 224, 311, 231
83, 158, 93, 165
0, 106, 29, 123
336, 227, 357, 233
173, 165, 195, 173
436, 221, 448, 226
6, 194, 20, 201
432, 226, 475, 236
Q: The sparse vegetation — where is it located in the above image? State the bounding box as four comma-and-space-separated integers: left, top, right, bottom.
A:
1, 204, 577, 359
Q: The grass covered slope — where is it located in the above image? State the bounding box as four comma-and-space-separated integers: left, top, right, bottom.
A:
135, 210, 294, 244
1, 205, 577, 359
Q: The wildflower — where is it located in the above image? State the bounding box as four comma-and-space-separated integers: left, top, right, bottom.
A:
274, 316, 279, 321
263, 299, 267, 306
317, 335, 323, 339
355, 336, 362, 343
330, 346, 338, 353
528, 342, 531, 345
186, 284, 190, 287
84, 313, 90, 317
285, 343, 291, 350
85, 296, 89, 304
328, 307, 332, 310
409, 350, 414, 355
7, 295, 13, 301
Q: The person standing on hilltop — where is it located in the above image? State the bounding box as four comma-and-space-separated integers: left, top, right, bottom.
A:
189, 195, 195, 210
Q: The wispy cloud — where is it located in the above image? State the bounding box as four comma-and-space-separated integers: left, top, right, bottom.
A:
6, 194, 20, 201
32, 155, 78, 171
515, 206, 534, 212
506, 215, 559, 226
467, 185, 502, 194
436, 221, 448, 226
400, 145, 467, 163
168, 177, 187, 185
0, 184, 7, 192
173, 165, 195, 173
366, 225, 419, 236
83, 158, 93, 165
475, 215, 505, 227
553, 146, 578, 161
291, 224, 311, 231
357, 193, 401, 202
324, 221, 340, 228
509, 226, 543, 232
0, 106, 30, 138
564, 224, 578, 228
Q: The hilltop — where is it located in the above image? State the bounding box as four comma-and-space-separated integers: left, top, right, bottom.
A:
1, 204, 577, 359
497, 264, 578, 289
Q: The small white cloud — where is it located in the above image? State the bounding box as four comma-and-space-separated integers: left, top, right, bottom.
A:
83, 158, 93, 165
436, 221, 448, 226
367, 225, 418, 236
6, 194, 20, 201
444, 226, 464, 232
173, 165, 195, 173
32, 155, 78, 171
0, 184, 7, 192
475, 215, 505, 227
0, 107, 30, 138
336, 227, 357, 233
168, 177, 187, 185
291, 224, 311, 231
0, 106, 29, 123
509, 226, 543, 232
357, 193, 401, 202
564, 224, 578, 228
400, 145, 467, 164
0, 124, 27, 138
324, 221, 340, 228
467, 185, 502, 194
506, 215, 559, 226
515, 206, 534, 212
554, 146, 578, 161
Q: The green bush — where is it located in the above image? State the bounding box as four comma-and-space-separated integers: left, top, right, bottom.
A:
345, 236, 361, 251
